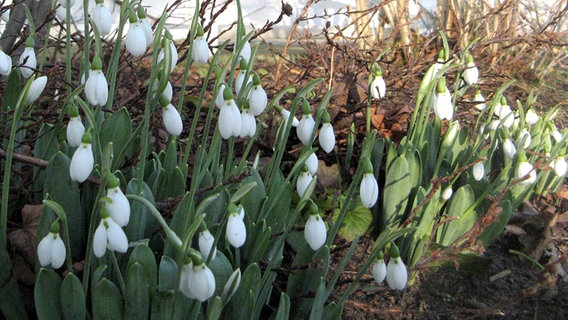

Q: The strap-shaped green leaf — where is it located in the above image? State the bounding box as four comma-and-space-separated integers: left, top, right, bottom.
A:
92, 278, 123, 320
60, 273, 86, 320
35, 268, 63, 320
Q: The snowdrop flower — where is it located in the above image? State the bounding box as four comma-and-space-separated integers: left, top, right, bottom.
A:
372, 251, 387, 284
0, 49, 12, 76
502, 138, 516, 162
37, 221, 66, 269
279, 107, 299, 127
179, 263, 195, 299
319, 110, 335, 153
473, 90, 486, 111
239, 106, 256, 138
19, 37, 36, 78
137, 6, 153, 48
188, 262, 216, 302
517, 129, 531, 149
433, 78, 453, 120
552, 128, 563, 143
161, 96, 183, 136
58, 0, 76, 8
305, 152, 318, 176
191, 25, 209, 64
226, 204, 246, 248
498, 97, 514, 128
248, 73, 267, 116
199, 228, 217, 261
158, 30, 178, 73
235, 60, 252, 96
152, 79, 173, 102
472, 162, 484, 181
297, 100, 315, 145
304, 202, 326, 251
26, 75, 47, 104
103, 174, 130, 227
222, 269, 241, 302
463, 53, 478, 85
551, 157, 567, 177
297, 166, 313, 197
516, 158, 536, 186
525, 109, 539, 125
66, 105, 84, 147
487, 120, 500, 132
92, 0, 113, 36
370, 69, 386, 99
422, 50, 445, 89
234, 38, 251, 64
218, 88, 242, 139
360, 158, 378, 208
69, 130, 94, 183
215, 83, 227, 109
386, 244, 407, 291
125, 12, 146, 57
441, 121, 460, 149
85, 56, 108, 107
441, 186, 453, 201
1, 8, 10, 22
93, 208, 128, 258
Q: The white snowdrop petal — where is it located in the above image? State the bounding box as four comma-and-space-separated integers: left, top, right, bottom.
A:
472, 162, 484, 181
93, 222, 108, 258
106, 187, 130, 227
199, 230, 217, 260
463, 62, 478, 85
226, 215, 246, 248
280, 109, 299, 127
19, 48, 36, 78
106, 220, 128, 253
502, 139, 516, 161
441, 186, 453, 201
126, 24, 147, 57
215, 84, 226, 109
360, 173, 378, 208
552, 157, 567, 177
235, 73, 251, 96
0, 50, 12, 76
248, 86, 268, 116
304, 214, 326, 251
95, 73, 109, 106
517, 162, 536, 185
306, 153, 318, 176
237, 205, 245, 220
297, 115, 315, 145
372, 260, 387, 284
296, 172, 313, 197
50, 235, 66, 269
37, 235, 54, 267
26, 76, 48, 104
67, 117, 85, 148
140, 18, 153, 47
70, 144, 94, 182
163, 105, 183, 136
93, 4, 113, 36
179, 264, 195, 299
386, 257, 408, 290
219, 105, 234, 139
192, 37, 210, 64
525, 109, 539, 125
433, 90, 453, 120
188, 264, 216, 302
370, 76, 386, 99
319, 123, 335, 153
229, 102, 242, 137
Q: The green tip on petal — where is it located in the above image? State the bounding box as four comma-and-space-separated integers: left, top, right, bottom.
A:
137, 5, 147, 19
92, 56, 102, 70
308, 200, 319, 215
252, 73, 261, 86
500, 95, 507, 106
467, 53, 474, 64
106, 173, 120, 189
223, 86, 233, 101
239, 58, 248, 70
128, 10, 138, 23
196, 25, 204, 37
69, 103, 79, 117
437, 50, 444, 61
227, 203, 238, 214
50, 221, 60, 234
159, 94, 170, 107
301, 100, 311, 115
389, 243, 400, 258
25, 36, 34, 48
362, 158, 373, 174
436, 77, 447, 94
322, 110, 331, 123
81, 130, 92, 144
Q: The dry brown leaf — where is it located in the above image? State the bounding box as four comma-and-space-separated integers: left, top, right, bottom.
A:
7, 204, 42, 265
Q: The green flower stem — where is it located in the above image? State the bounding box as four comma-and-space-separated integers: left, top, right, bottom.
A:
65, 3, 72, 95
127, 194, 183, 250
81, 193, 105, 295
110, 251, 126, 295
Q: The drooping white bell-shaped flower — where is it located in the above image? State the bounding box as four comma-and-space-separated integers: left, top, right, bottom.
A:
215, 84, 226, 109
157, 31, 178, 73
66, 105, 84, 147
552, 128, 563, 143
162, 100, 183, 136
441, 186, 453, 201
473, 90, 486, 111
372, 251, 387, 284
226, 204, 246, 248
502, 138, 516, 162
26, 75, 48, 104
37, 221, 66, 269
70, 131, 94, 183
297, 100, 315, 145
305, 152, 318, 176
498, 97, 514, 128
191, 25, 210, 64
237, 204, 245, 220
297, 166, 313, 197
472, 162, 485, 181
199, 229, 217, 261
463, 54, 479, 85
280, 108, 299, 127
188, 262, 216, 302
103, 174, 130, 227
93, 209, 129, 258
360, 159, 378, 208
234, 38, 251, 63
247, 73, 267, 116
319, 110, 335, 153
304, 204, 326, 251
125, 15, 146, 57
179, 263, 195, 299
551, 157, 567, 177
525, 109, 539, 125
85, 57, 109, 107
433, 78, 453, 120
235, 62, 252, 96
137, 6, 153, 48
370, 70, 386, 99
218, 88, 242, 139
386, 244, 407, 291
239, 107, 256, 138
517, 129, 531, 149
0, 49, 12, 76
19, 37, 36, 78
58, 0, 76, 8
516, 157, 536, 186
92, 0, 113, 36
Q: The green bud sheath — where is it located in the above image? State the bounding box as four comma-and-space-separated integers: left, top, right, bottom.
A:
100, 206, 110, 219
92, 56, 103, 70
500, 95, 507, 106
227, 203, 238, 215
389, 242, 400, 258
322, 110, 331, 123
301, 100, 311, 115
25, 36, 35, 48
376, 249, 384, 260
69, 103, 80, 117
436, 77, 447, 94
308, 200, 319, 215
252, 73, 261, 86
81, 129, 93, 144
129, 10, 138, 23
239, 58, 248, 70
106, 173, 120, 189
362, 158, 373, 174
50, 221, 61, 234
137, 5, 147, 19
223, 86, 233, 101
159, 94, 170, 106
196, 25, 205, 37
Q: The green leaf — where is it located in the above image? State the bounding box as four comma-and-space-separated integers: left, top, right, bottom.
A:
165, 166, 185, 199
206, 296, 223, 320
273, 293, 290, 320
125, 179, 156, 241
157, 256, 177, 292
437, 185, 476, 246
382, 155, 411, 229
32, 124, 59, 191
226, 263, 260, 318
207, 251, 233, 294
0, 247, 28, 320
99, 107, 132, 169
309, 278, 326, 320
1, 69, 21, 113
230, 181, 257, 203
239, 171, 266, 223
150, 292, 175, 320
127, 244, 158, 293
164, 192, 193, 257
336, 204, 372, 241
92, 278, 123, 320
124, 263, 149, 320
35, 268, 63, 320
60, 273, 86, 320
478, 200, 513, 247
